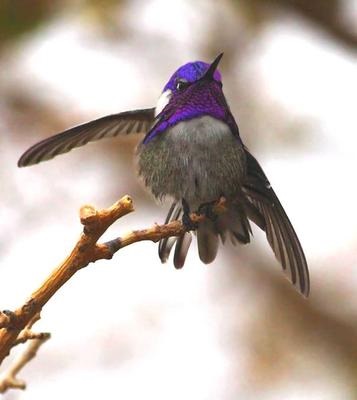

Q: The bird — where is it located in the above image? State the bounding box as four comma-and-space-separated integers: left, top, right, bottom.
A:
18, 53, 310, 297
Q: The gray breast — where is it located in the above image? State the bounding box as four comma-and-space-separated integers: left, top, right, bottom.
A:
136, 116, 246, 207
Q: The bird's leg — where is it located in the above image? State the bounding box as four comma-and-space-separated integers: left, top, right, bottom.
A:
197, 199, 220, 222
182, 198, 198, 231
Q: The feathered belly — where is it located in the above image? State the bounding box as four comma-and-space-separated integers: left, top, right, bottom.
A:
136, 116, 246, 207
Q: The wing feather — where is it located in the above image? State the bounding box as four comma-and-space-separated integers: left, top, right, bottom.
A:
18, 108, 155, 167
243, 149, 310, 296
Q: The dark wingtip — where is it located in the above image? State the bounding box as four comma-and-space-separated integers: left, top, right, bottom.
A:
17, 155, 26, 168
17, 151, 33, 167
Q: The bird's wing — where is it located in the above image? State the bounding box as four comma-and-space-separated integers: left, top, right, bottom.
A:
242, 149, 310, 297
18, 108, 156, 167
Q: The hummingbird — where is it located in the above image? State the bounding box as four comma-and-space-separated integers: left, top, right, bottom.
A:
18, 53, 310, 297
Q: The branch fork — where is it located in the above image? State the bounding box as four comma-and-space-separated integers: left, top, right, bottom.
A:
0, 194, 226, 393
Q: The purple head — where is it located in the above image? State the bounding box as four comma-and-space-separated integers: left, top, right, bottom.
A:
143, 53, 239, 143
163, 61, 222, 93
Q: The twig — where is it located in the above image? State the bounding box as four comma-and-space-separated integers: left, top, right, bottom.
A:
14, 331, 50, 346
0, 335, 50, 393
0, 194, 227, 388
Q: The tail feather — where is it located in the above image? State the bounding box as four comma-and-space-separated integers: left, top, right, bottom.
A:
158, 201, 182, 263
215, 205, 251, 245
174, 232, 192, 269
159, 200, 253, 267
159, 201, 193, 268
197, 220, 219, 264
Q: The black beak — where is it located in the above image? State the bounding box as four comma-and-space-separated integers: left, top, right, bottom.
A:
202, 52, 223, 81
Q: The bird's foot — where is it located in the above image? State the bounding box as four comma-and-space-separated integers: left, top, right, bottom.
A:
198, 200, 219, 222
182, 199, 198, 231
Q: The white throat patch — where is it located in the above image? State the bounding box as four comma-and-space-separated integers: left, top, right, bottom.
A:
155, 89, 172, 116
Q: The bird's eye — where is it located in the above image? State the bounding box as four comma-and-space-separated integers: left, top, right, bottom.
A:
176, 80, 189, 91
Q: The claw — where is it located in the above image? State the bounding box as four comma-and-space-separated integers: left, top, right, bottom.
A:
198, 200, 218, 222
182, 213, 198, 231
182, 199, 198, 231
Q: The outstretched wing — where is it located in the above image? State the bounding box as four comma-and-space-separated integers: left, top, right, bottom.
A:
242, 149, 310, 297
18, 108, 156, 167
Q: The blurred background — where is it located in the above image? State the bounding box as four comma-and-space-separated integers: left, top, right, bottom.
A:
1, 0, 357, 399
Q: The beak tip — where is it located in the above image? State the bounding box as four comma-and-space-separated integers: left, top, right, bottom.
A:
203, 52, 224, 80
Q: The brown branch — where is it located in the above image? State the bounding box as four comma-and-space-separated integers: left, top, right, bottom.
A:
0, 311, 12, 330
0, 312, 49, 392
0, 194, 227, 391
14, 330, 50, 347
0, 335, 50, 393
0, 196, 134, 363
